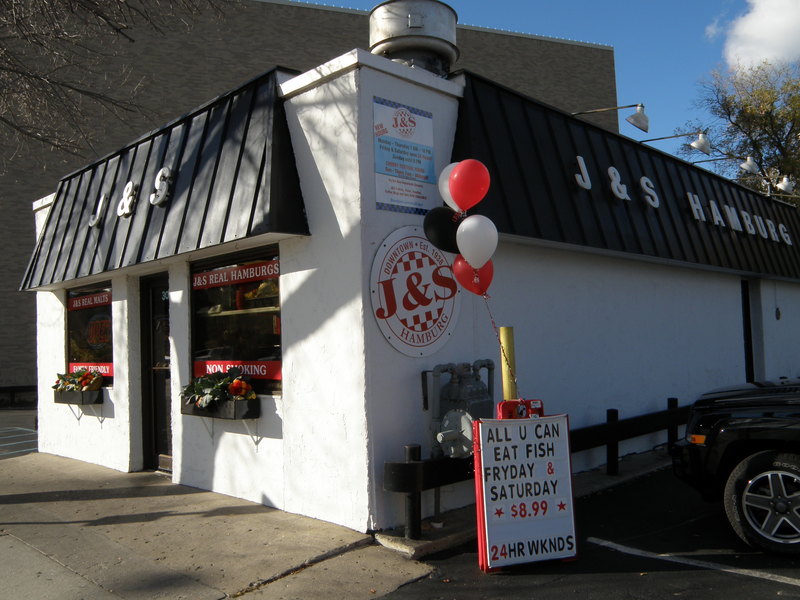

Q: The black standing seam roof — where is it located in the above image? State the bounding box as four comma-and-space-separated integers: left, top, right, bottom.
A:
21, 67, 309, 291
451, 71, 800, 282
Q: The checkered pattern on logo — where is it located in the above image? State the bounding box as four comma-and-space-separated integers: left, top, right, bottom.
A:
373, 96, 433, 119
393, 251, 435, 275
376, 202, 428, 215
400, 306, 444, 333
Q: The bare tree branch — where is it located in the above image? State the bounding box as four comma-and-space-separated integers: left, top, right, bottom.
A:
0, 0, 233, 157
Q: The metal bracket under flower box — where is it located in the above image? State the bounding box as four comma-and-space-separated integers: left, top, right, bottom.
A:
54, 390, 103, 405
181, 398, 260, 420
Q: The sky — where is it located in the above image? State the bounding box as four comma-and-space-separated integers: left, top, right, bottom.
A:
304, 0, 800, 158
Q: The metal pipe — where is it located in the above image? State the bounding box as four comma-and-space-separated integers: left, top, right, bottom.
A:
499, 327, 517, 400
667, 397, 679, 449
471, 359, 494, 403
606, 409, 619, 476
404, 444, 422, 539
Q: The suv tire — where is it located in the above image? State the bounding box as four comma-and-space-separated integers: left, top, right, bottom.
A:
724, 451, 800, 554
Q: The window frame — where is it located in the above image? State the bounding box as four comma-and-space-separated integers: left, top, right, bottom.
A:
65, 282, 114, 386
190, 248, 282, 396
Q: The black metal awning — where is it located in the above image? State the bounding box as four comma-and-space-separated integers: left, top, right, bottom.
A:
21, 68, 308, 290
451, 72, 800, 282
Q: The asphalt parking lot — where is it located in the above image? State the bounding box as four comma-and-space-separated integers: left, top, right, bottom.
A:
386, 467, 800, 599
0, 410, 37, 459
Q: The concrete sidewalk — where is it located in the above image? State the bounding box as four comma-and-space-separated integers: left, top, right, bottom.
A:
0, 453, 432, 599
0, 445, 671, 599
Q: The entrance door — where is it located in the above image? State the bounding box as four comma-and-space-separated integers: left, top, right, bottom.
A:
741, 280, 755, 383
141, 275, 172, 471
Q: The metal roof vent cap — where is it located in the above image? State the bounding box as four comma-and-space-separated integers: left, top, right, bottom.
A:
369, 0, 458, 77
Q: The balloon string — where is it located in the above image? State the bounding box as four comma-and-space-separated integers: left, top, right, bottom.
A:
482, 294, 520, 395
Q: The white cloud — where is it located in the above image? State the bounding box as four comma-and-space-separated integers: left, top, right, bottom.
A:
724, 0, 800, 68
705, 18, 723, 41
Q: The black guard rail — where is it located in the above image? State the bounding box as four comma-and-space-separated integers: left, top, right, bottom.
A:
383, 397, 689, 539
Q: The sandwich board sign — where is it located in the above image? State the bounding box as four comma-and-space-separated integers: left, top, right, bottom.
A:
473, 404, 576, 571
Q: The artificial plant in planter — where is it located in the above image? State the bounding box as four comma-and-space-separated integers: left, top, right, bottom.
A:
53, 369, 104, 404
180, 367, 260, 419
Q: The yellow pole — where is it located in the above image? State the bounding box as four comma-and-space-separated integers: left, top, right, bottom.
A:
499, 326, 517, 400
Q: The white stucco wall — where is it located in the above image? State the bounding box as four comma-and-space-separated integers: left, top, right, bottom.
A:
359, 70, 465, 531
281, 67, 370, 530
361, 236, 750, 527
172, 58, 381, 524
277, 50, 464, 531
494, 246, 746, 428
36, 275, 142, 472
171, 248, 291, 510
277, 49, 754, 530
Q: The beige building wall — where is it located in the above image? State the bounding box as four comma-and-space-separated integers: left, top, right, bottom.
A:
6, 0, 616, 390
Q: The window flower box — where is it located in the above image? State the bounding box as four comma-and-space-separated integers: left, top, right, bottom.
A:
180, 397, 260, 420
52, 369, 104, 405
180, 367, 260, 420
54, 390, 103, 405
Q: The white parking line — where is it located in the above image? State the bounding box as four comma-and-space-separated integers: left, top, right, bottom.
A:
0, 430, 36, 437
587, 537, 800, 588
0, 426, 37, 458
0, 432, 37, 440
0, 439, 37, 448
0, 448, 36, 457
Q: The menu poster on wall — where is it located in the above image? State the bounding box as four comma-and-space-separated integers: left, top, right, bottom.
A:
373, 97, 437, 215
68, 290, 113, 378
473, 415, 577, 571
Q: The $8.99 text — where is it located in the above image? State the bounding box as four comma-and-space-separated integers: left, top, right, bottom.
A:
511, 500, 548, 518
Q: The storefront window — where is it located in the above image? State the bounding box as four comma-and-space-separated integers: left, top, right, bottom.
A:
191, 252, 281, 395
67, 284, 114, 385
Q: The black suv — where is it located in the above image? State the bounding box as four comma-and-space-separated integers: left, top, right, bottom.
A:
672, 379, 800, 554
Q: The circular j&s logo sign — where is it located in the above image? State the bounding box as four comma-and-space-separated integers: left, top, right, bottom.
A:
392, 107, 417, 138
371, 226, 460, 357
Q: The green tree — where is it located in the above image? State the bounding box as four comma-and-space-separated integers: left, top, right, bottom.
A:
680, 61, 800, 201
0, 0, 230, 156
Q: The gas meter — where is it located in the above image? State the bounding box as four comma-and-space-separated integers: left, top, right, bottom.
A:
424, 360, 494, 458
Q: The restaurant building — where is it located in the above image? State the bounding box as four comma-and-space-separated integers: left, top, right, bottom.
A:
22, 1, 800, 533
2, 0, 616, 406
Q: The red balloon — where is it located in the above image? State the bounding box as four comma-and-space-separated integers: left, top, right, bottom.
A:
453, 255, 494, 296
448, 159, 490, 212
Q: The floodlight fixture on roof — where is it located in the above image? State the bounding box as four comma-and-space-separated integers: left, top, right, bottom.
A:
777, 175, 795, 194
571, 103, 649, 133
739, 156, 760, 175
640, 131, 711, 155
696, 155, 795, 198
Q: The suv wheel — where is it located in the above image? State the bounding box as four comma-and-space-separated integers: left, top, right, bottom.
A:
724, 451, 800, 554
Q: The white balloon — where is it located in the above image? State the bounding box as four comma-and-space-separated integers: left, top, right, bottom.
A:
438, 162, 460, 212
456, 215, 498, 269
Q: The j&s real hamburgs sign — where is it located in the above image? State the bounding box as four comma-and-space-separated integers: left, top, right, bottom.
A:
474, 415, 576, 570
191, 260, 279, 290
